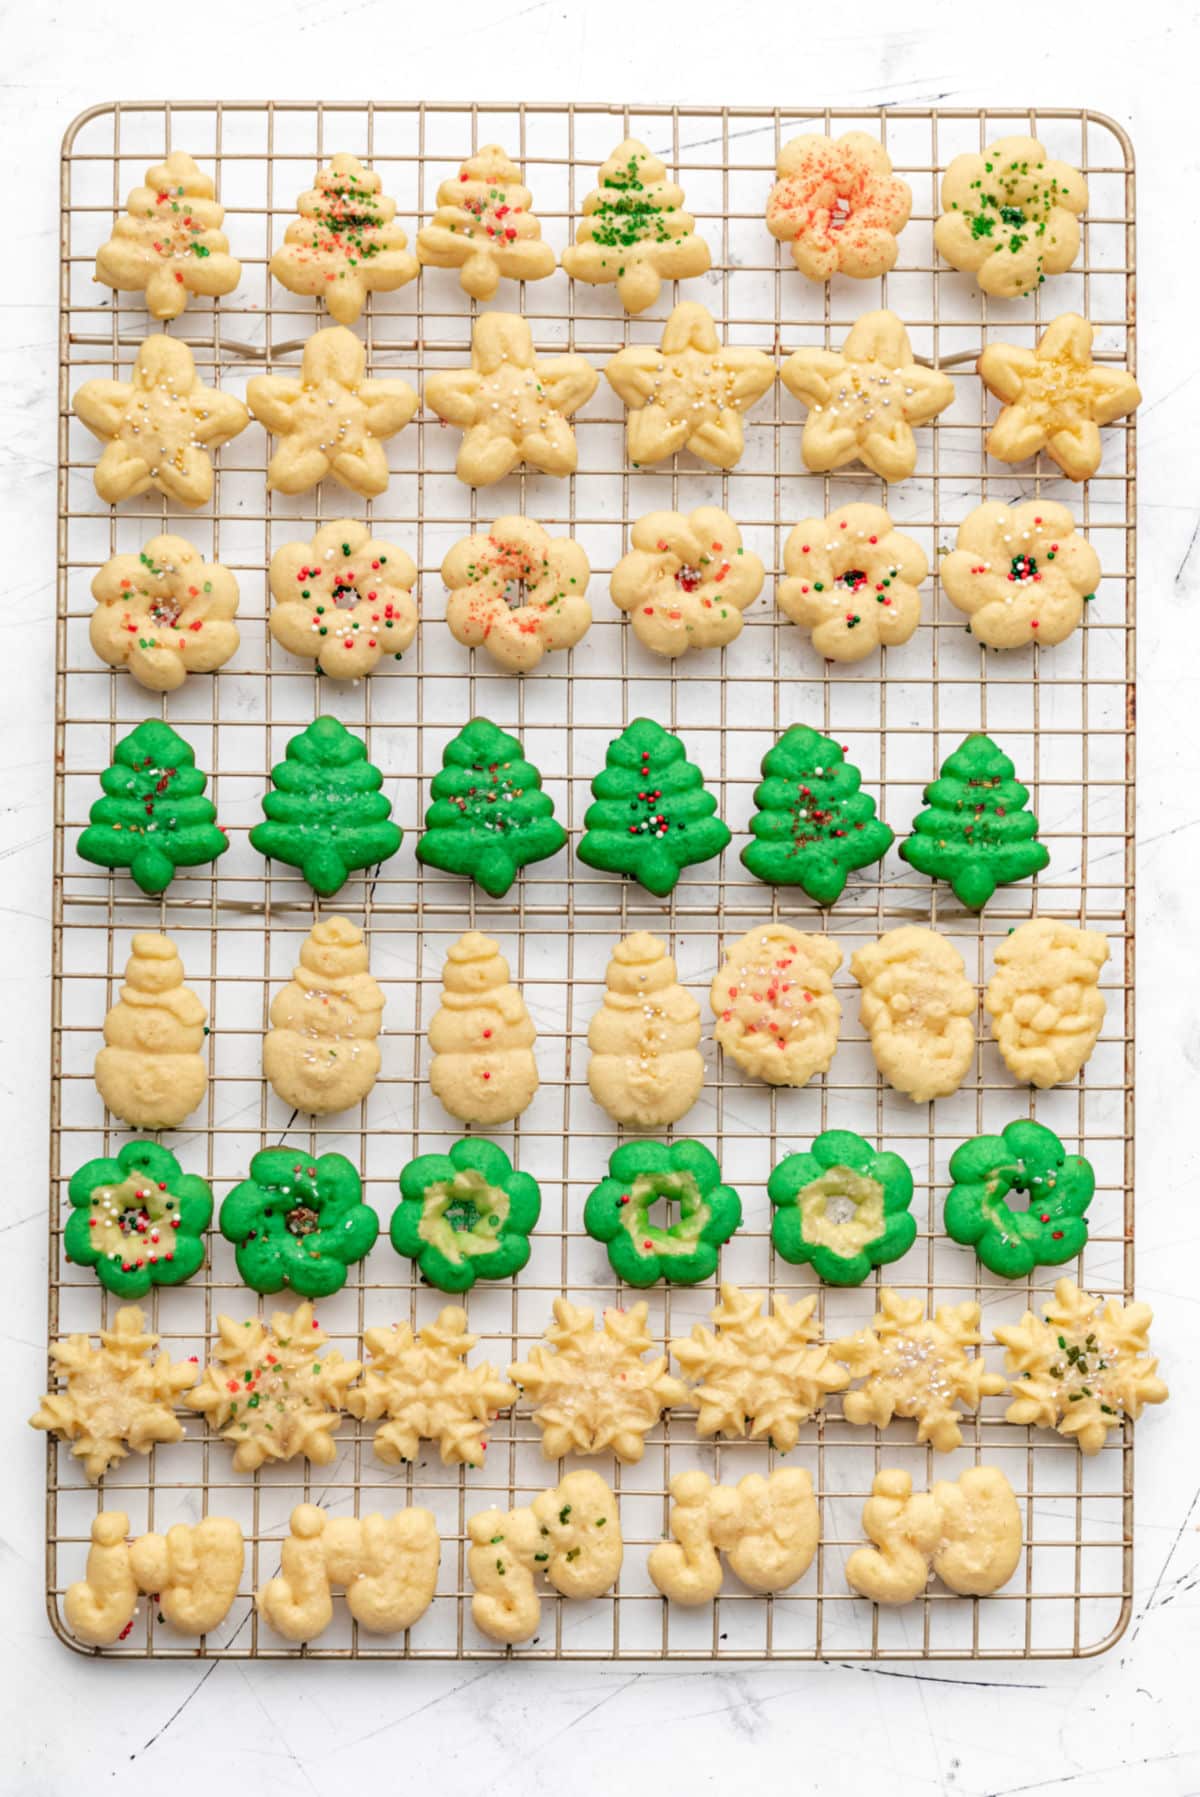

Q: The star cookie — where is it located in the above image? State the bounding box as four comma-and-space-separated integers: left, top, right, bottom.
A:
246, 324, 418, 497
605, 302, 775, 470
767, 132, 911, 281
95, 150, 242, 320
833, 1289, 1006, 1453
778, 502, 927, 662
268, 519, 418, 677
610, 507, 765, 658
90, 534, 240, 691
416, 144, 556, 300
935, 135, 1086, 297
978, 313, 1141, 482
347, 1305, 516, 1469
187, 1301, 360, 1473
29, 1305, 197, 1482
441, 515, 592, 671
510, 1297, 687, 1463
270, 153, 419, 323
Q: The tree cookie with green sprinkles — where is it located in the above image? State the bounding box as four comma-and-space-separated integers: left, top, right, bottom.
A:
391, 1138, 541, 1294
899, 732, 1048, 910
583, 1139, 742, 1288
944, 1119, 1094, 1279
561, 137, 712, 316
219, 1149, 379, 1299
741, 725, 893, 903
65, 1140, 213, 1301
767, 1130, 915, 1287
76, 718, 228, 896
415, 717, 566, 898
250, 715, 402, 897
577, 717, 731, 897
934, 135, 1086, 298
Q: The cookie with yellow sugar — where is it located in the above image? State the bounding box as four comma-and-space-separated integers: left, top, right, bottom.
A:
985, 917, 1108, 1087
978, 314, 1140, 483
710, 923, 842, 1087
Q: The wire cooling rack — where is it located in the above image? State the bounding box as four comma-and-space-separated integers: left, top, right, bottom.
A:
49, 101, 1136, 1661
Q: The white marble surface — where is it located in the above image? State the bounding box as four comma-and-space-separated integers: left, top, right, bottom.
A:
3, 3, 1199, 1792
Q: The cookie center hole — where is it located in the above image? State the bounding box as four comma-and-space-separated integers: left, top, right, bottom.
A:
999, 205, 1027, 228
674, 564, 703, 593
148, 597, 182, 628
837, 569, 868, 591
285, 1203, 321, 1237
502, 578, 530, 610
118, 1205, 152, 1235
830, 194, 852, 229
331, 580, 360, 610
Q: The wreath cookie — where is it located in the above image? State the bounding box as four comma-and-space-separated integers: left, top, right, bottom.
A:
985, 918, 1108, 1088
740, 725, 894, 903
94, 151, 242, 320
510, 1297, 686, 1463
846, 1467, 1022, 1605
77, 719, 228, 897
30, 1306, 196, 1483
833, 1289, 1006, 1452
391, 1139, 541, 1294
90, 536, 240, 692
944, 1119, 1095, 1278
416, 143, 556, 300
978, 314, 1141, 483
766, 132, 911, 281
850, 926, 977, 1104
710, 924, 842, 1088
935, 135, 1086, 297
348, 1306, 516, 1468
562, 137, 712, 314
442, 517, 592, 672
605, 302, 775, 470
415, 718, 566, 898
583, 1139, 742, 1288
609, 508, 764, 658
187, 1302, 360, 1473
66, 1140, 213, 1301
899, 732, 1048, 911
767, 1131, 915, 1287
941, 501, 1100, 649
270, 153, 419, 323
219, 1149, 379, 1298
268, 520, 418, 678
577, 716, 730, 896
778, 504, 926, 662
251, 716, 402, 897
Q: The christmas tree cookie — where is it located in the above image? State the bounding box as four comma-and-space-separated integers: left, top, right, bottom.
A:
94, 933, 208, 1130
583, 1140, 742, 1288
428, 931, 539, 1127
250, 716, 401, 897
77, 719, 228, 895
94, 151, 242, 320
270, 153, 419, 324
577, 718, 731, 897
767, 1131, 915, 1287
899, 732, 1049, 910
219, 1149, 379, 1298
587, 931, 703, 1129
415, 718, 566, 898
391, 1139, 541, 1294
416, 144, 556, 300
264, 916, 384, 1116
741, 725, 893, 904
561, 138, 712, 314
944, 1119, 1094, 1279
65, 1140, 213, 1301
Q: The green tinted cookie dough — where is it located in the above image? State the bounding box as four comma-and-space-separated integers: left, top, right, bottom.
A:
576, 717, 731, 897
414, 717, 566, 898
219, 1148, 379, 1297
767, 1129, 916, 1286
250, 715, 402, 897
741, 725, 894, 903
899, 732, 1048, 910
583, 1139, 742, 1287
944, 1118, 1094, 1278
76, 718, 228, 895
65, 1139, 213, 1300
391, 1138, 542, 1293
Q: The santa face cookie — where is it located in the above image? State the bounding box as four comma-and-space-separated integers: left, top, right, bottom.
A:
442, 517, 591, 672
767, 132, 911, 282
95, 151, 241, 320
850, 926, 977, 1105
710, 924, 842, 1087
268, 520, 418, 678
610, 509, 764, 658
984, 918, 1108, 1088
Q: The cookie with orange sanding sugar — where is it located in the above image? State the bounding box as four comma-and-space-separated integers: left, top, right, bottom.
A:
767, 132, 911, 280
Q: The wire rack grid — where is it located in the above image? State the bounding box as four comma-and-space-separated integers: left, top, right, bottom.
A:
48, 100, 1136, 1662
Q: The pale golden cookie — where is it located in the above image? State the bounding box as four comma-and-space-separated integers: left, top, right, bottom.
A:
188, 1301, 360, 1474
995, 1279, 1168, 1455
416, 144, 556, 300
587, 930, 703, 1129
935, 135, 1086, 298
781, 310, 954, 482
258, 1503, 440, 1642
468, 1470, 622, 1645
94, 933, 208, 1131
268, 519, 417, 678
834, 1288, 1006, 1453
30, 1305, 196, 1483
610, 508, 764, 658
270, 153, 419, 324
510, 1297, 687, 1463
65, 1512, 244, 1647
778, 503, 926, 663
428, 931, 538, 1127
442, 516, 592, 672
846, 1467, 1022, 1604
562, 137, 712, 314
73, 334, 248, 508
767, 132, 911, 282
247, 324, 417, 497
347, 1305, 516, 1468
605, 302, 775, 470
710, 924, 842, 1088
850, 926, 976, 1104
941, 500, 1100, 650
978, 313, 1141, 483
985, 918, 1108, 1088
648, 1469, 819, 1605
264, 916, 384, 1116
90, 536, 240, 692
95, 151, 242, 320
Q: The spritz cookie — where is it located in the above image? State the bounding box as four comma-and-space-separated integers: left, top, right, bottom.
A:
442, 517, 591, 671
188, 1302, 360, 1474
510, 1297, 686, 1464
468, 1471, 622, 1645
778, 504, 926, 662
649, 1469, 818, 1604
258, 1504, 439, 1642
781, 310, 953, 482
562, 137, 712, 314
65, 1512, 243, 1648
834, 1289, 1006, 1453
935, 135, 1086, 297
247, 324, 418, 498
90, 536, 240, 692
270, 153, 419, 323
95, 151, 241, 320
610, 508, 764, 658
984, 918, 1108, 1088
710, 924, 842, 1087
268, 519, 418, 678
30, 1306, 196, 1483
767, 133, 911, 281
587, 930, 704, 1129
850, 926, 977, 1104
978, 314, 1141, 483
941, 500, 1100, 649
416, 144, 556, 300
605, 302, 775, 470
846, 1467, 1022, 1604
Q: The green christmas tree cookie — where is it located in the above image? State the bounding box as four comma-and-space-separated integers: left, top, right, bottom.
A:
414, 717, 566, 899
219, 1148, 379, 1298
250, 715, 402, 897
64, 1139, 213, 1300
583, 1139, 742, 1288
741, 725, 894, 903
76, 719, 228, 895
944, 1119, 1094, 1279
576, 717, 731, 897
390, 1138, 541, 1293
899, 732, 1049, 910
767, 1129, 915, 1286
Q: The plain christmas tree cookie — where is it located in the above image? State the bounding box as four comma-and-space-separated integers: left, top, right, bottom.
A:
270, 153, 418, 323
416, 144, 556, 300
251, 716, 401, 897
978, 314, 1140, 483
850, 926, 976, 1104
562, 137, 712, 314
264, 916, 384, 1116
415, 717, 566, 898
741, 725, 893, 903
583, 1139, 742, 1289
391, 1138, 541, 1293
587, 930, 703, 1129
219, 1149, 379, 1298
65, 1140, 213, 1301
985, 918, 1108, 1088
428, 930, 539, 1126
247, 324, 418, 497
767, 133, 911, 281
899, 732, 1049, 910
945, 1118, 1095, 1278
768, 1130, 916, 1287
77, 719, 228, 896
710, 924, 842, 1087
610, 508, 764, 658
940, 500, 1100, 649
577, 717, 730, 897
605, 302, 775, 470
935, 135, 1086, 297
90, 535, 240, 691
94, 151, 242, 319
442, 516, 592, 672
778, 503, 926, 662
268, 520, 418, 678
94, 932, 208, 1130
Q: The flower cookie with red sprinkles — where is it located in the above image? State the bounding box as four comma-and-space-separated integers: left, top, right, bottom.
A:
610, 507, 765, 658
90, 535, 240, 692
710, 923, 842, 1088
766, 132, 912, 282
270, 153, 418, 324
944, 1119, 1095, 1280
268, 520, 417, 678
442, 516, 592, 672
778, 503, 926, 662
95, 150, 242, 321
416, 144, 556, 301
940, 500, 1100, 649
65, 1139, 213, 1301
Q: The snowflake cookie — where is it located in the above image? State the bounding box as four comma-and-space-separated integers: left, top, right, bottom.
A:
766, 132, 911, 281
768, 1131, 916, 1288
94, 931, 208, 1131
846, 1467, 1022, 1604
468, 1470, 622, 1644
442, 516, 592, 672
985, 918, 1108, 1089
30, 1306, 197, 1483
415, 717, 567, 897
609, 508, 764, 658
587, 930, 704, 1130
90, 535, 240, 692
416, 144, 556, 300
270, 153, 419, 323
778, 503, 927, 662
95, 150, 242, 320
978, 313, 1141, 483
935, 135, 1086, 298
66, 1139, 213, 1301
428, 931, 539, 1127
219, 1149, 379, 1299
264, 916, 384, 1117
347, 1305, 516, 1469
740, 725, 894, 903
832, 1288, 1007, 1452
268, 520, 417, 678
648, 1468, 819, 1604
605, 302, 775, 470
562, 137, 712, 314
941, 500, 1100, 650
994, 1279, 1169, 1455
583, 1139, 742, 1289
944, 1119, 1095, 1279
710, 924, 842, 1088
391, 1138, 541, 1294
850, 926, 977, 1105
65, 1512, 244, 1648
258, 1503, 440, 1642
188, 1301, 360, 1474
510, 1296, 687, 1463
246, 324, 418, 497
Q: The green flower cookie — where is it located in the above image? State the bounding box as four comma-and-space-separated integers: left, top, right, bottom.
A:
899, 732, 1049, 910
944, 1119, 1094, 1278
76, 719, 228, 896
576, 717, 731, 897
250, 715, 402, 897
741, 725, 894, 903
219, 1149, 379, 1297
767, 1129, 916, 1286
583, 1139, 742, 1287
391, 1138, 541, 1292
415, 718, 567, 899
65, 1140, 213, 1299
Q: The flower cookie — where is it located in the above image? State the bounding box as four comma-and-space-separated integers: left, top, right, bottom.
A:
833, 1289, 1006, 1452
424, 311, 598, 486
978, 314, 1141, 483
270, 153, 419, 323
94, 151, 242, 320
468, 1471, 623, 1646
73, 334, 248, 508
778, 504, 926, 662
850, 926, 977, 1104
741, 725, 894, 903
767, 1131, 916, 1287
246, 324, 418, 497
29, 1306, 196, 1483
944, 1119, 1095, 1279
605, 302, 775, 470
415, 718, 567, 897
562, 137, 712, 314
391, 1139, 541, 1294
416, 144, 556, 301
442, 517, 592, 672
577, 717, 731, 897
935, 135, 1086, 297
609, 508, 765, 658
77, 720, 228, 897
985, 918, 1108, 1088
90, 536, 240, 692
587, 930, 704, 1130
250, 716, 402, 897
94, 932, 208, 1131
510, 1297, 686, 1464
428, 931, 539, 1127
846, 1467, 1022, 1604
995, 1279, 1168, 1455
781, 310, 954, 482
348, 1306, 516, 1469
648, 1469, 819, 1605
941, 501, 1100, 650
258, 1504, 439, 1643
219, 1149, 379, 1298
264, 917, 384, 1117
583, 1139, 742, 1289
900, 732, 1048, 911
65, 1512, 244, 1649
766, 132, 911, 281
268, 520, 418, 678
188, 1302, 360, 1474
710, 924, 842, 1088
66, 1140, 213, 1301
